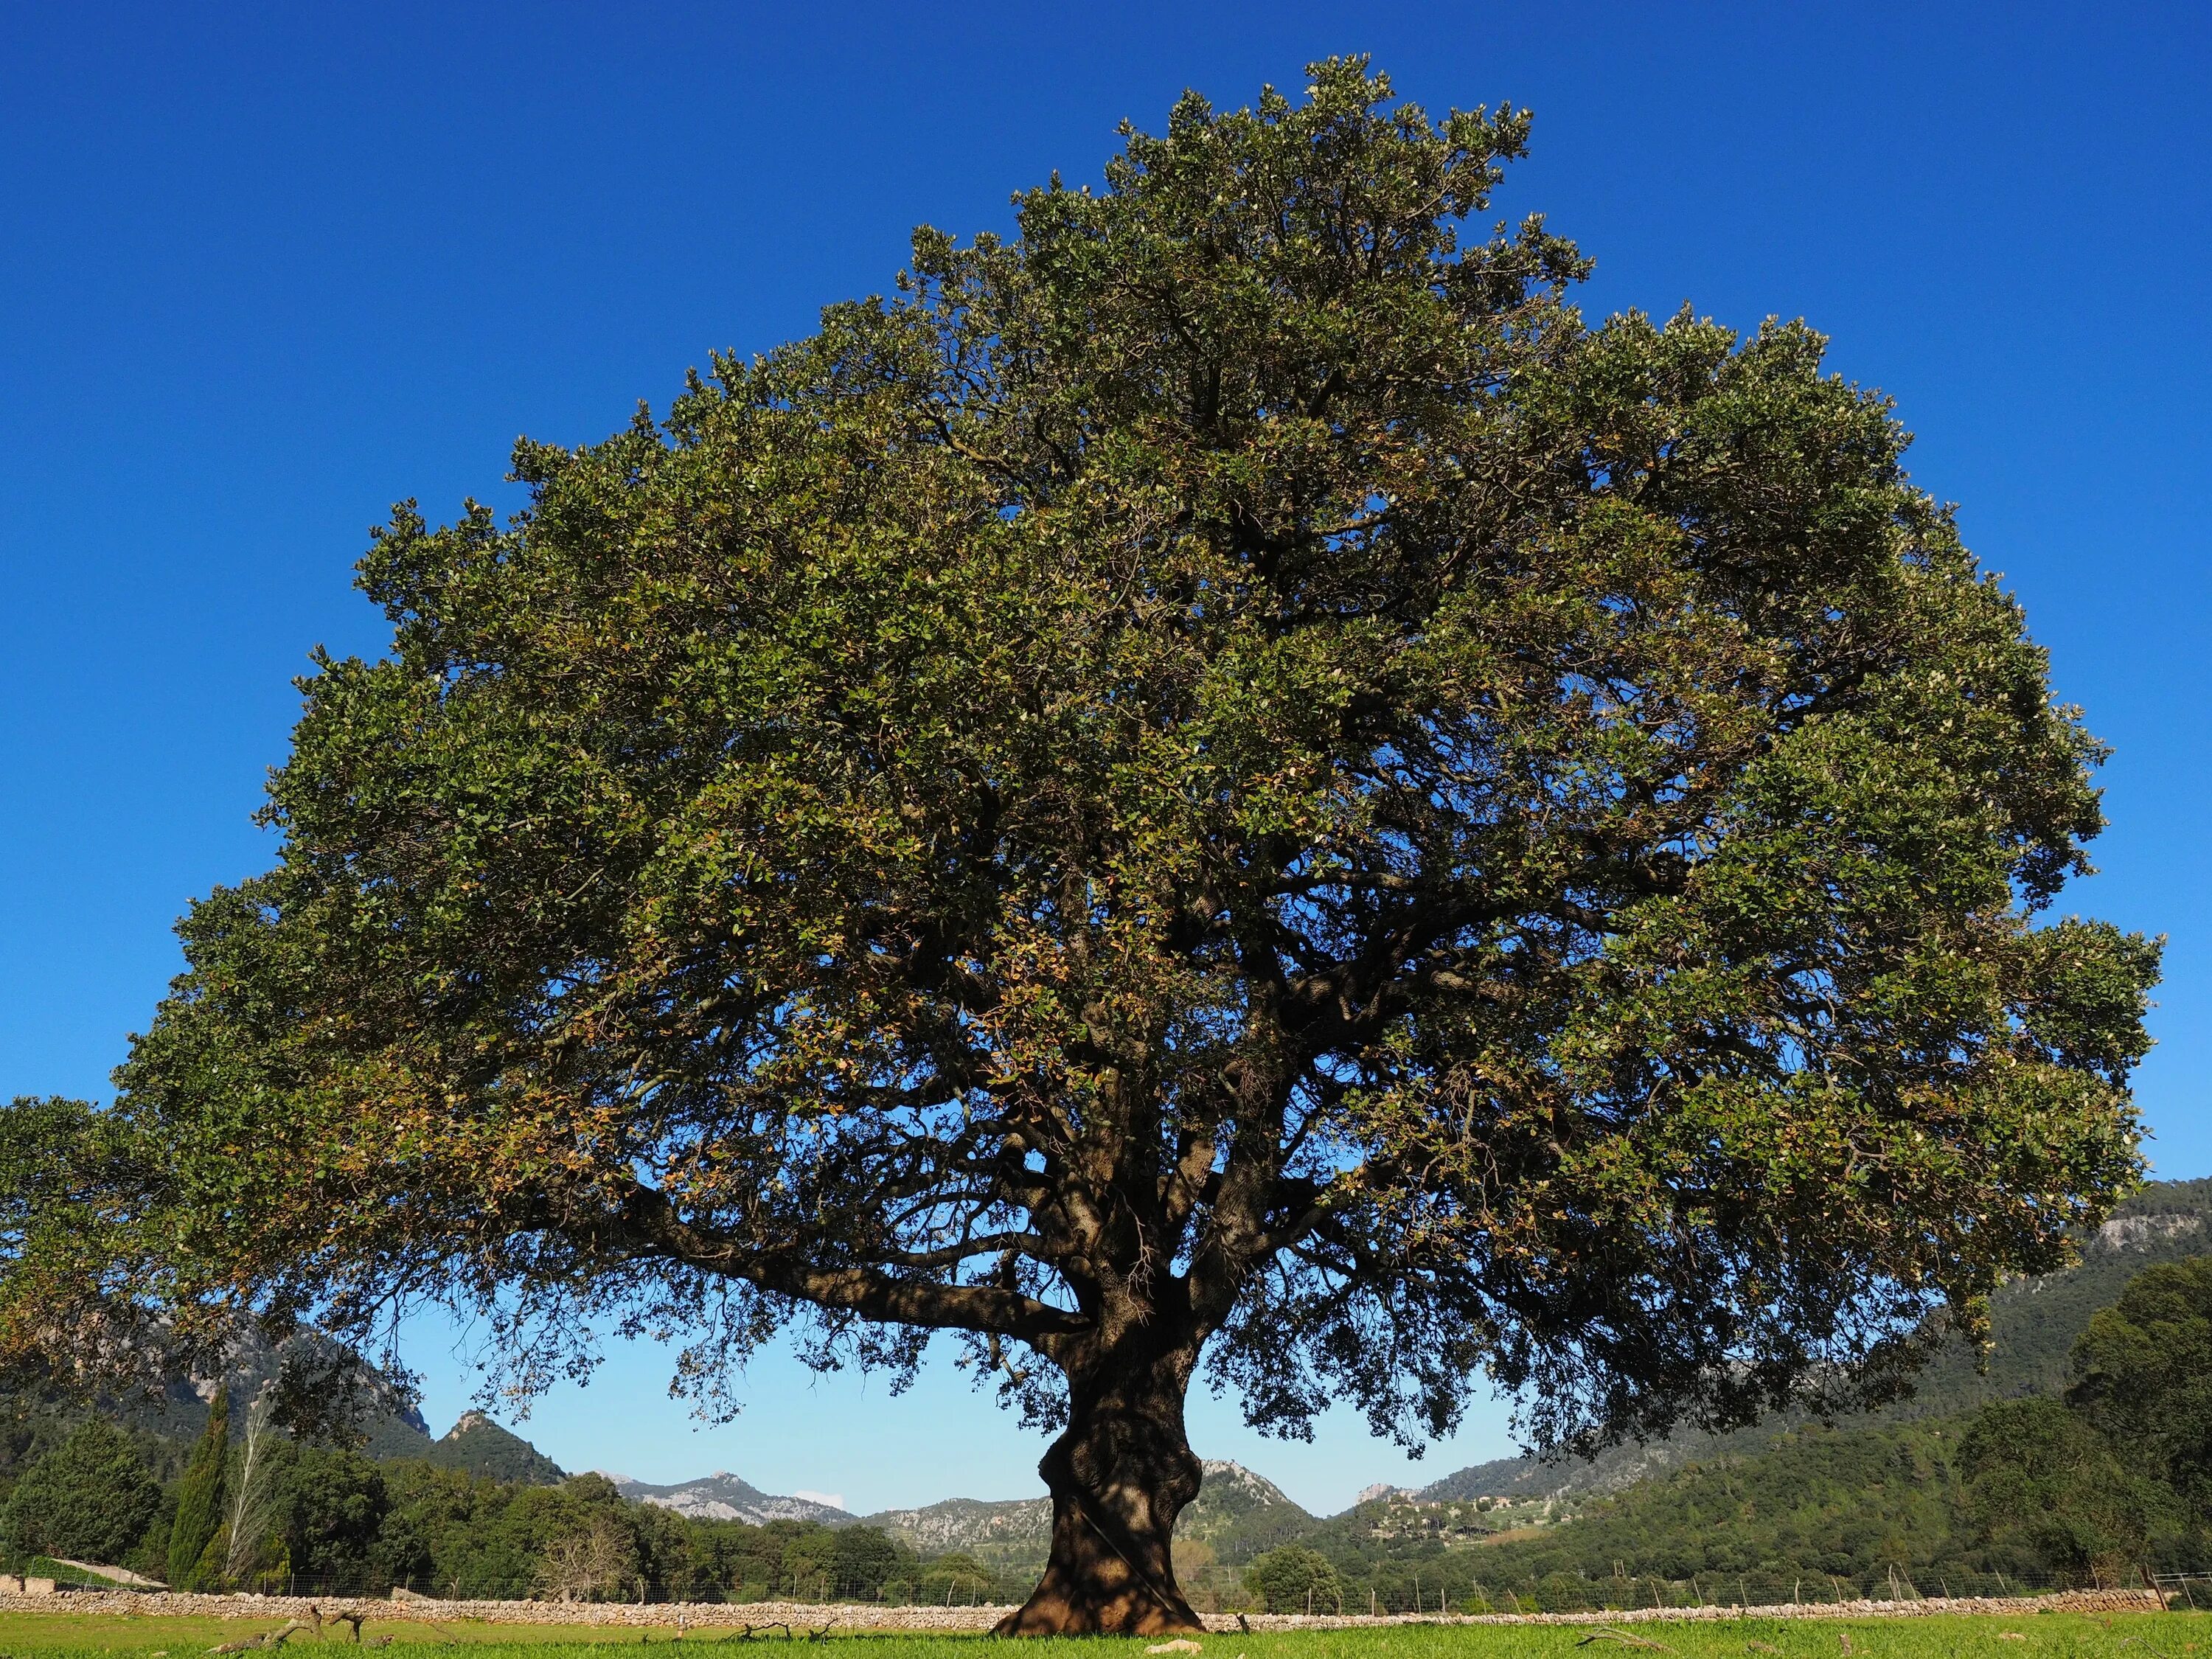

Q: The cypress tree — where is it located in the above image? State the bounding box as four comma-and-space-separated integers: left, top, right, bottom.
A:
167, 1385, 228, 1589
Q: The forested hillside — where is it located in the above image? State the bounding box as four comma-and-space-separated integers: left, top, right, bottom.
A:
1234, 1209, 2212, 1613
1417, 1178, 2212, 1506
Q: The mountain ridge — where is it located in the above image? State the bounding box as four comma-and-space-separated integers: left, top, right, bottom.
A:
612, 1470, 855, 1526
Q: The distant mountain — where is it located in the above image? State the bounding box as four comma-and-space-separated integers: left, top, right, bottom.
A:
1414, 1175, 2212, 1505
0, 1321, 588, 1497
1178, 1459, 1316, 1562
613, 1470, 855, 1525
861, 1493, 1049, 1562
860, 1460, 1310, 1570
1413, 1439, 1676, 1505
0, 1319, 442, 1487
419, 1411, 566, 1484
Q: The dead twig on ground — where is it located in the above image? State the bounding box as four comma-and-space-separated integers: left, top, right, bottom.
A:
1576, 1628, 1676, 1652
206, 1619, 317, 1655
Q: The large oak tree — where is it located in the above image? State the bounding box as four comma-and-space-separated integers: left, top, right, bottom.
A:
1, 61, 2158, 1632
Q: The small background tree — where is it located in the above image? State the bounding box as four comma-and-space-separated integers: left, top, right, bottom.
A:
278, 1445, 390, 1594
223, 1387, 281, 1586
0, 60, 2159, 1634
1957, 1397, 2171, 1582
2069, 1256, 2212, 1528
0, 1420, 160, 1568
1244, 1545, 1342, 1614
535, 1517, 634, 1604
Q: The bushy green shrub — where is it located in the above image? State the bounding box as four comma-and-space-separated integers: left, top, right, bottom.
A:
0, 1421, 160, 1565
1243, 1545, 1340, 1613
1958, 1397, 2174, 1579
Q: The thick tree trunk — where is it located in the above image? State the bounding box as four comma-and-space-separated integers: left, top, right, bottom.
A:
992, 1341, 1206, 1635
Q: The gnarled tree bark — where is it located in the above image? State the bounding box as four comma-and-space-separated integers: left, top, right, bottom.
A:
993, 1335, 1207, 1635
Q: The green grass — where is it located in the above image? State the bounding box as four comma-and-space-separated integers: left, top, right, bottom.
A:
0, 1613, 2202, 1659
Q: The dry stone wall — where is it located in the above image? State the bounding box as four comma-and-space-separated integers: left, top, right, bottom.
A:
0, 1585, 2168, 1630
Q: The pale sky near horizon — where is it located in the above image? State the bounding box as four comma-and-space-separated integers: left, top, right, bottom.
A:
4, 1, 2208, 1517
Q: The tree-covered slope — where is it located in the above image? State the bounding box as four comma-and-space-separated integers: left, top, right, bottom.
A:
1468, 1420, 1967, 1584
1419, 1178, 2212, 1504
418, 1411, 565, 1485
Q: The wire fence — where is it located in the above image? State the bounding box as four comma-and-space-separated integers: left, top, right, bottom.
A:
1247, 1564, 2188, 1617
30, 1560, 2201, 1615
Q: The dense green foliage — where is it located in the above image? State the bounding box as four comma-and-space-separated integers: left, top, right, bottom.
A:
260, 1461, 933, 1601
1456, 1420, 1973, 1592
1955, 1399, 2173, 1579
1245, 1545, 1344, 1613
0, 1360, 994, 1601
2069, 1255, 2212, 1526
1276, 1267, 2212, 1610
1251, 1404, 2191, 1613
166, 1388, 227, 1590
0, 1421, 161, 1565
272, 1445, 394, 1590
1328, 1180, 2212, 1517
1848, 1180, 2212, 1430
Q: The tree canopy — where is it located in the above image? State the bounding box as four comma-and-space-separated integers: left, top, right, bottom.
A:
0, 59, 2157, 1632
2069, 1256, 2212, 1526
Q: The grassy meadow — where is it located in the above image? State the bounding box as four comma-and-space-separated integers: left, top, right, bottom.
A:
0, 1612, 2203, 1659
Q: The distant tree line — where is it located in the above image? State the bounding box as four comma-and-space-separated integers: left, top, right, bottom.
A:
1241, 1257, 2212, 1612
0, 1398, 1016, 1604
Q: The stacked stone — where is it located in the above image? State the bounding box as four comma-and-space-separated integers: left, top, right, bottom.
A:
0, 1585, 2168, 1627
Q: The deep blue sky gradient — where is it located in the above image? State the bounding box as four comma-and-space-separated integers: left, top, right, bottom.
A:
3, 1, 2207, 1514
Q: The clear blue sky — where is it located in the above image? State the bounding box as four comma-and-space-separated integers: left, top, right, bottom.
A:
4, 1, 2207, 1517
